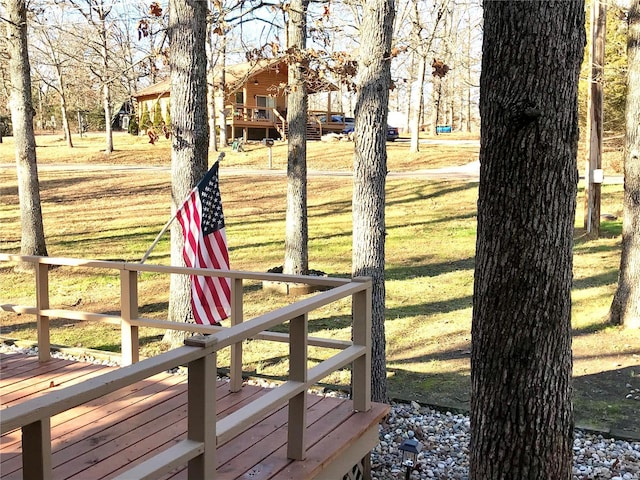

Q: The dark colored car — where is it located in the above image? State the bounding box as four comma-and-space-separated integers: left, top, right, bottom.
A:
343, 124, 400, 142
386, 125, 399, 142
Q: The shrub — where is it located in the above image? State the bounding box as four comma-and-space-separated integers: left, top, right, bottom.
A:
128, 114, 139, 136
140, 105, 151, 130
152, 102, 163, 127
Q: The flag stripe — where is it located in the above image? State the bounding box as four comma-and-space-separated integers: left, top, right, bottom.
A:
175, 163, 231, 325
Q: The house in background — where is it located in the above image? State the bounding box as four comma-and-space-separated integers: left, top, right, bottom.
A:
132, 58, 347, 142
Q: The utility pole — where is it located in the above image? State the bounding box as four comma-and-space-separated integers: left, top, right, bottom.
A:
584, 0, 606, 237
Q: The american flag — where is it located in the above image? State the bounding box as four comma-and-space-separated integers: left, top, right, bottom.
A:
176, 161, 231, 325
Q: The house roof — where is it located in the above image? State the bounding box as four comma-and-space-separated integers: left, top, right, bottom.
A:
132, 58, 338, 99
133, 78, 170, 98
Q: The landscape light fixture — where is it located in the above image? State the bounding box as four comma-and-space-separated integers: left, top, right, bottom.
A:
398, 438, 421, 480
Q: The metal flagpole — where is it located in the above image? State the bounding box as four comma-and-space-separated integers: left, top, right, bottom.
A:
139, 152, 225, 264
139, 214, 177, 264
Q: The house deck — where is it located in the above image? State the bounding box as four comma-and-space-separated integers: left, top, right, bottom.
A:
0, 352, 389, 480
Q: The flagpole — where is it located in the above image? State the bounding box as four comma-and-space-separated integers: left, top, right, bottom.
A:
139, 152, 225, 264
139, 214, 177, 264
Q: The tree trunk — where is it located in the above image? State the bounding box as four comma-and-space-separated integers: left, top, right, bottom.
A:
207, 67, 218, 151
470, 2, 585, 479
431, 74, 442, 135
609, 2, 640, 329
100, 21, 113, 154
206, 14, 219, 152
165, 0, 209, 347
409, 0, 422, 153
283, 0, 309, 276
409, 54, 425, 153
6, 0, 49, 265
584, 0, 606, 237
217, 32, 228, 149
353, 0, 394, 404
60, 93, 73, 148
55, 65, 73, 148
466, 8, 472, 133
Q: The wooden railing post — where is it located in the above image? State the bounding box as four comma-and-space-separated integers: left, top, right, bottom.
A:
120, 269, 139, 365
230, 278, 244, 392
352, 278, 372, 412
185, 335, 218, 479
287, 313, 308, 460
35, 263, 50, 362
22, 418, 51, 480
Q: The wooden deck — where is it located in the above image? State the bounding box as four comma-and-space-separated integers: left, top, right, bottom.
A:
0, 352, 389, 480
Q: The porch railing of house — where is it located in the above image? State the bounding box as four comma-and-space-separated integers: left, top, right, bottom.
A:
228, 103, 281, 123
0, 254, 372, 480
226, 104, 346, 128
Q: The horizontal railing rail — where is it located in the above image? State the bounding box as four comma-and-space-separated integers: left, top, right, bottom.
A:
0, 254, 372, 480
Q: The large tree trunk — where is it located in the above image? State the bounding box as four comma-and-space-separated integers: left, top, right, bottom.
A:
352, 0, 394, 404
609, 2, 640, 329
6, 0, 48, 265
283, 0, 309, 276
165, 0, 209, 347
470, 2, 585, 479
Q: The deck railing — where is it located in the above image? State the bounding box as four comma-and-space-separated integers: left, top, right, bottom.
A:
0, 254, 372, 480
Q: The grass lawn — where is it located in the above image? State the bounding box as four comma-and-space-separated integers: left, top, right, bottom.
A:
1, 131, 638, 435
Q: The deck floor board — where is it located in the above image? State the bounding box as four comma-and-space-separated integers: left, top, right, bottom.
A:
0, 352, 388, 480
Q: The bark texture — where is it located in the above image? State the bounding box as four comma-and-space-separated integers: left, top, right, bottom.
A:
5, 0, 48, 261
583, 0, 606, 235
101, 30, 113, 154
166, 0, 209, 346
284, 0, 309, 276
609, 2, 640, 329
352, 0, 395, 404
470, 1, 585, 478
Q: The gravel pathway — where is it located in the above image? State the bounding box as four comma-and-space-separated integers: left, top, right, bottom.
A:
2, 344, 638, 480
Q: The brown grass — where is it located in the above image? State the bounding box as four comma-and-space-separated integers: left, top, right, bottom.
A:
1, 131, 637, 431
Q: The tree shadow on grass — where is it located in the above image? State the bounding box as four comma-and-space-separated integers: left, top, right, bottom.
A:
385, 181, 477, 207
385, 257, 475, 281
574, 222, 623, 242
94, 333, 165, 353
572, 270, 619, 290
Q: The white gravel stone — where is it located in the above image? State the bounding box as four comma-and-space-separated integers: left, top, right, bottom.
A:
372, 402, 640, 480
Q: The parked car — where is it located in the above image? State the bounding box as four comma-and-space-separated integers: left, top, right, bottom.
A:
386, 125, 399, 142
343, 123, 399, 142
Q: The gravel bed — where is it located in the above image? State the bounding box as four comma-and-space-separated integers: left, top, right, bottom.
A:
374, 401, 640, 480
2, 344, 639, 479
